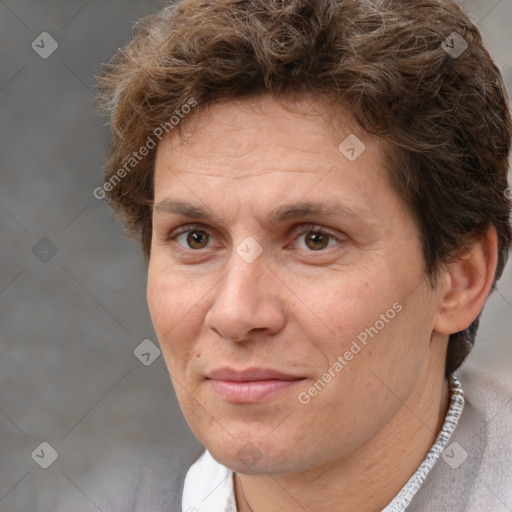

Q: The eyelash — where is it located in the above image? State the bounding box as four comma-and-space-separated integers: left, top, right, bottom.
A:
169, 223, 343, 252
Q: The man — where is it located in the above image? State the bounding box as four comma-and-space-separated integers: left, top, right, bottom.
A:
97, 0, 512, 510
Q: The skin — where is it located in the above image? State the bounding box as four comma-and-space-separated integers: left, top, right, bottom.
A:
147, 95, 497, 512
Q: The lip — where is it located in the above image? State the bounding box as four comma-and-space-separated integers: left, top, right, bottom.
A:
207, 367, 304, 381
206, 367, 306, 403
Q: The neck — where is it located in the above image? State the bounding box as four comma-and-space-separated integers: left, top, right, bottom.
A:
235, 363, 450, 512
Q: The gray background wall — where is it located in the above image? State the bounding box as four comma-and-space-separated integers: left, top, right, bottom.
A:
0, 1, 510, 511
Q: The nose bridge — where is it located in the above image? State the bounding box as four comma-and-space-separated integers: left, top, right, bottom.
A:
205, 246, 285, 341
218, 250, 267, 315
221, 233, 268, 300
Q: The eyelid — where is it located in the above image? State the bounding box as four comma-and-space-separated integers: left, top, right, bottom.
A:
289, 223, 345, 244
169, 222, 211, 239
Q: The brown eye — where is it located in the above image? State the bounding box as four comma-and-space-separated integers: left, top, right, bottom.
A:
304, 232, 330, 250
293, 226, 339, 252
186, 230, 209, 249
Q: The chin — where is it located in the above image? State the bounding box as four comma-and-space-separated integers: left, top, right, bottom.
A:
205, 435, 309, 476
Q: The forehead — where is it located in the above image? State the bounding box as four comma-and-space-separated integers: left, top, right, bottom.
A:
153, 95, 396, 223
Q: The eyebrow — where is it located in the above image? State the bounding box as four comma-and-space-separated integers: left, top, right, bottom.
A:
153, 199, 371, 225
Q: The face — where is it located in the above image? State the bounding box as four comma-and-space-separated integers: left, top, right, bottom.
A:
147, 95, 444, 475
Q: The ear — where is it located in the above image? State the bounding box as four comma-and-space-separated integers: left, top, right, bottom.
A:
434, 226, 498, 335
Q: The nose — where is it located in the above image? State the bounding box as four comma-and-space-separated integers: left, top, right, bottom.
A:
204, 253, 286, 343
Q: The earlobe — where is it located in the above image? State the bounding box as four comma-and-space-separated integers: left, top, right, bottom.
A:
434, 226, 498, 335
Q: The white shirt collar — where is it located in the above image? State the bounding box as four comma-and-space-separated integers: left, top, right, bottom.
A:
182, 375, 464, 512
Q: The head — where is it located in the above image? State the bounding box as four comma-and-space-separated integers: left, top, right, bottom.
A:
97, 0, 511, 475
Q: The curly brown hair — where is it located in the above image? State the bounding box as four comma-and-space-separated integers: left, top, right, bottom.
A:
97, 0, 511, 375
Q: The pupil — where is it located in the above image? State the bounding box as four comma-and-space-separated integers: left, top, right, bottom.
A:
188, 230, 207, 248
307, 232, 328, 250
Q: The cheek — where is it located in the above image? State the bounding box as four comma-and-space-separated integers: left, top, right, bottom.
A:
300, 273, 393, 348
147, 274, 174, 334
300, 268, 426, 394
147, 270, 206, 367
147, 261, 205, 326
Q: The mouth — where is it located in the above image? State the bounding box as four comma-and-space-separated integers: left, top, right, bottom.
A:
206, 367, 306, 403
